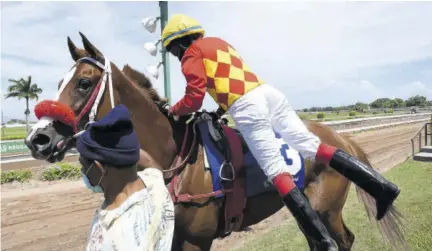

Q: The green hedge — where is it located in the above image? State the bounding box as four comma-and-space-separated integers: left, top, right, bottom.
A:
316, 112, 325, 119
40, 162, 82, 181
1, 170, 32, 184
1, 162, 82, 184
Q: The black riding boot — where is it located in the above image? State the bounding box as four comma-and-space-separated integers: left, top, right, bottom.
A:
283, 188, 338, 251
328, 148, 400, 220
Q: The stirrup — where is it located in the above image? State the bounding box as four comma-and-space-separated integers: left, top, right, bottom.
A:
219, 160, 235, 181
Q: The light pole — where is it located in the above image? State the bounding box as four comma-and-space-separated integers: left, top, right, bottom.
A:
142, 1, 171, 103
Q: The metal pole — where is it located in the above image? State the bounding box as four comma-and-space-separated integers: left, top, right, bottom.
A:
159, 1, 171, 103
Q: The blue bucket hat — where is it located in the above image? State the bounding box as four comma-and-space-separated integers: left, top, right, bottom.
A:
76, 104, 140, 167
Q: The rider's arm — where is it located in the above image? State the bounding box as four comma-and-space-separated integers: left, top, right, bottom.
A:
170, 44, 207, 116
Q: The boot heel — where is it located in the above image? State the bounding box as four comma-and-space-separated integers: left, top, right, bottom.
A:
376, 185, 401, 220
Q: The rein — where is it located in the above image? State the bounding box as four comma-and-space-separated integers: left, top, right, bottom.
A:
162, 118, 198, 180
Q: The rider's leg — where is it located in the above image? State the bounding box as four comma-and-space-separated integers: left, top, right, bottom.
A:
263, 84, 400, 221
228, 85, 337, 251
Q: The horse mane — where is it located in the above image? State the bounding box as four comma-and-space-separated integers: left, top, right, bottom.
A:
122, 64, 168, 103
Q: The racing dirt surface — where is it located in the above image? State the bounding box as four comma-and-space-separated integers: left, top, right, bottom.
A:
1, 122, 424, 251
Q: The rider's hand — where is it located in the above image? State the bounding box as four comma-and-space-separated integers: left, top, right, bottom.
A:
216, 106, 225, 118
167, 107, 174, 117
167, 107, 180, 121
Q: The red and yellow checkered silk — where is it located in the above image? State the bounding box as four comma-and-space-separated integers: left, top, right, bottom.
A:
170, 37, 265, 116
201, 39, 264, 111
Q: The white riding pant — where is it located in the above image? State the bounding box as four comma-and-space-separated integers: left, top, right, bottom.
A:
228, 84, 322, 180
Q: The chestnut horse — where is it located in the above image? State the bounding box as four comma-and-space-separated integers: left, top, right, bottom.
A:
24, 32, 409, 251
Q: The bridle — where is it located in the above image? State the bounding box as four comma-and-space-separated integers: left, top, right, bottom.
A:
56, 56, 116, 138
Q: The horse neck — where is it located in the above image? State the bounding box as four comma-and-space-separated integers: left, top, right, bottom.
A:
108, 63, 177, 169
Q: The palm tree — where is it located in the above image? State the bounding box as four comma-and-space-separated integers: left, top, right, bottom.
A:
4, 76, 43, 133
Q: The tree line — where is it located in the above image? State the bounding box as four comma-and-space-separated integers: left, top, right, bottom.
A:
301, 95, 432, 112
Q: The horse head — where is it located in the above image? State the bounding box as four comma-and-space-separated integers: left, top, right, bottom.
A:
25, 32, 177, 167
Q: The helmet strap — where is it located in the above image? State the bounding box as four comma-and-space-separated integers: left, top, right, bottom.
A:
171, 34, 201, 61
177, 43, 188, 61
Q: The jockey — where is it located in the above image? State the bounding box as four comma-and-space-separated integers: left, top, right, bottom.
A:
162, 14, 400, 249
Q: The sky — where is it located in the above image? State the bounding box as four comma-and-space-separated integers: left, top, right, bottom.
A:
1, 1, 432, 122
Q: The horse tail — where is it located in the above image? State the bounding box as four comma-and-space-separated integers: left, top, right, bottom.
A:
343, 135, 411, 251
355, 187, 410, 251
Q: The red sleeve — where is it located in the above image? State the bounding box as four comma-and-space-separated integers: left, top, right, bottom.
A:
170, 43, 207, 116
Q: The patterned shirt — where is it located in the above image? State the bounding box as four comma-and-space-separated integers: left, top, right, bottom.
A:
170, 37, 264, 115
85, 168, 175, 251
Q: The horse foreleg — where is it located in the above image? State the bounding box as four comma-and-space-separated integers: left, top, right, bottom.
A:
319, 210, 355, 251
302, 164, 353, 251
171, 233, 214, 251
173, 199, 222, 251
172, 232, 214, 251
182, 239, 214, 251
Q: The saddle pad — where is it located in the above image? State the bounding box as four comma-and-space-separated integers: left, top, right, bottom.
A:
197, 122, 230, 198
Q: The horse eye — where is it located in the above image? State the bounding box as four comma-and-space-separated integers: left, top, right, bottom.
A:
77, 79, 92, 91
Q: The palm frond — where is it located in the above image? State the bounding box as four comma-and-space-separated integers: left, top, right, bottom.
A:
29, 84, 43, 94
4, 92, 22, 99
7, 84, 23, 92
28, 93, 40, 101
7, 78, 22, 85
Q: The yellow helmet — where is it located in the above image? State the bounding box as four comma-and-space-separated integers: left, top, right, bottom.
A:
161, 14, 205, 48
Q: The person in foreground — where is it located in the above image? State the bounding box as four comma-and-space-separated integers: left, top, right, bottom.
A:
161, 14, 400, 250
76, 104, 174, 251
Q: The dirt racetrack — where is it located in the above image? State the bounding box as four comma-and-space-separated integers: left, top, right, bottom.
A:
1, 122, 424, 251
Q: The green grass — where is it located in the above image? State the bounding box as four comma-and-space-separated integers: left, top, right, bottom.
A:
39, 162, 82, 181
236, 159, 432, 251
1, 170, 33, 184
1, 126, 27, 140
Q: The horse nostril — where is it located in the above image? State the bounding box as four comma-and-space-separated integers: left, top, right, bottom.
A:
32, 133, 51, 148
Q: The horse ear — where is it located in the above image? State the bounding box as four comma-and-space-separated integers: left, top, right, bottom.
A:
67, 36, 86, 61
79, 31, 104, 63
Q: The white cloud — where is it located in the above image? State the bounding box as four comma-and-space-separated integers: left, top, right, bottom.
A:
393, 81, 432, 99
1, 2, 432, 122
